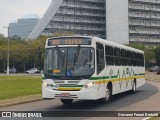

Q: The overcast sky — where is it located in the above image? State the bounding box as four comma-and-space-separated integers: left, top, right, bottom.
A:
0, 0, 52, 37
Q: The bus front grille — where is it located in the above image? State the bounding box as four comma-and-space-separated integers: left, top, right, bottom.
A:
68, 80, 80, 84
54, 94, 78, 98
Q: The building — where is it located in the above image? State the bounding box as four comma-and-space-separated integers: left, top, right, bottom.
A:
28, 0, 160, 45
128, 0, 160, 45
28, 0, 106, 40
9, 14, 40, 39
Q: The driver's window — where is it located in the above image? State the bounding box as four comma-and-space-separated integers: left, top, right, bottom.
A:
96, 43, 105, 74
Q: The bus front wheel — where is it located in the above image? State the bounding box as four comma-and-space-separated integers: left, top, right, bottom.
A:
100, 84, 112, 104
60, 99, 73, 105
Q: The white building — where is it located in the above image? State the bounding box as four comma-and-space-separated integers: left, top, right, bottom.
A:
28, 0, 160, 45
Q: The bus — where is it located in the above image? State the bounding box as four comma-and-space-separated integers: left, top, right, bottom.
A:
42, 36, 145, 104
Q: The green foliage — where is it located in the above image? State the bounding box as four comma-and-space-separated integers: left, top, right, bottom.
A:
129, 43, 145, 51
145, 46, 156, 65
129, 43, 156, 66
0, 35, 48, 72
155, 45, 160, 65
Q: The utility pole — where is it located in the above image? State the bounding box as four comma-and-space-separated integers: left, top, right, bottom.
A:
3, 26, 10, 75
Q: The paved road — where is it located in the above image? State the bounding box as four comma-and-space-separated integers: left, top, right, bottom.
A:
0, 81, 160, 120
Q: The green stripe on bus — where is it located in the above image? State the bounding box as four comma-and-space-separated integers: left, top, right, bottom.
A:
111, 75, 118, 79
90, 73, 145, 81
90, 76, 109, 80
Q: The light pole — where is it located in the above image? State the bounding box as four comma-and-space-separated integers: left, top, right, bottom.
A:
3, 26, 10, 75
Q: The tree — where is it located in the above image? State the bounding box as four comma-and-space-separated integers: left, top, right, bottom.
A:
0, 34, 8, 72
0, 35, 45, 72
155, 45, 160, 66
145, 46, 156, 66
129, 43, 155, 66
129, 43, 145, 51
0, 34, 6, 39
25, 36, 47, 70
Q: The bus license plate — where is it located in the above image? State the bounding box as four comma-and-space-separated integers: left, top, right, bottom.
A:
61, 93, 70, 97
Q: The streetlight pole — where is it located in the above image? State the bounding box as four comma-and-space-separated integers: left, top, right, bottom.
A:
3, 26, 10, 75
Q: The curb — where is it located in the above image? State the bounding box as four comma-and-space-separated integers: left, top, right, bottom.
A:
0, 94, 42, 108
142, 117, 151, 120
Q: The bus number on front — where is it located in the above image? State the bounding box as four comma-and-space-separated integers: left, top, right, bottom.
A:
52, 40, 60, 44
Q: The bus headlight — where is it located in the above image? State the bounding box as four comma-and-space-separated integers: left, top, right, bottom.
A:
83, 82, 95, 89
42, 81, 49, 87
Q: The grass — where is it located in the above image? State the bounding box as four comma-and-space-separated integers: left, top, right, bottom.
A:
0, 75, 41, 100
148, 117, 160, 120
148, 114, 160, 120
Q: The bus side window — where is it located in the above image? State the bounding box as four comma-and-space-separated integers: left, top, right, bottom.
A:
132, 52, 136, 66
140, 54, 144, 67
96, 43, 105, 74
114, 48, 121, 66
137, 53, 141, 66
105, 45, 114, 65
121, 49, 127, 66
127, 50, 132, 66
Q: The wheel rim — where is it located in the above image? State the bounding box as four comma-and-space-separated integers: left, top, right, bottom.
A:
105, 88, 110, 100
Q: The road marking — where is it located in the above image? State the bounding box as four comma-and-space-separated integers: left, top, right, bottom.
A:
142, 117, 151, 120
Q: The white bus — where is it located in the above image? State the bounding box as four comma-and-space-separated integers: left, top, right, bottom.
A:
42, 36, 145, 104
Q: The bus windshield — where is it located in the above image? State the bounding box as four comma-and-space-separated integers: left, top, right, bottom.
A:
44, 47, 94, 79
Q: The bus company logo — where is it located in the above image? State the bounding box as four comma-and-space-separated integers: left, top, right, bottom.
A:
2, 112, 11, 117
109, 69, 113, 76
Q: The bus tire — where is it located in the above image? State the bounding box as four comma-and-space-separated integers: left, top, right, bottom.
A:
100, 84, 112, 104
131, 80, 136, 94
60, 99, 73, 105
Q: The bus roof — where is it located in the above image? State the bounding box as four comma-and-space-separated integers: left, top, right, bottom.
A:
46, 36, 144, 54
92, 36, 144, 54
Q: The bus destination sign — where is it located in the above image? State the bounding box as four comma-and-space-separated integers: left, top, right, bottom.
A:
48, 37, 91, 46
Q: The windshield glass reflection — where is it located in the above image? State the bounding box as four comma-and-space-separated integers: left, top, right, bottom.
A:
44, 47, 94, 79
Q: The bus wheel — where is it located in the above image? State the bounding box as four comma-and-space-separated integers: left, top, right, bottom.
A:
60, 99, 73, 105
131, 80, 136, 94
100, 85, 112, 104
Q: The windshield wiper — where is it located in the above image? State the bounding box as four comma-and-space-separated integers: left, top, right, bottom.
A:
83, 58, 88, 65
74, 46, 80, 65
56, 47, 65, 69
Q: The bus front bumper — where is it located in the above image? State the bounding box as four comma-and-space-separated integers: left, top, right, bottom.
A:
42, 86, 98, 100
